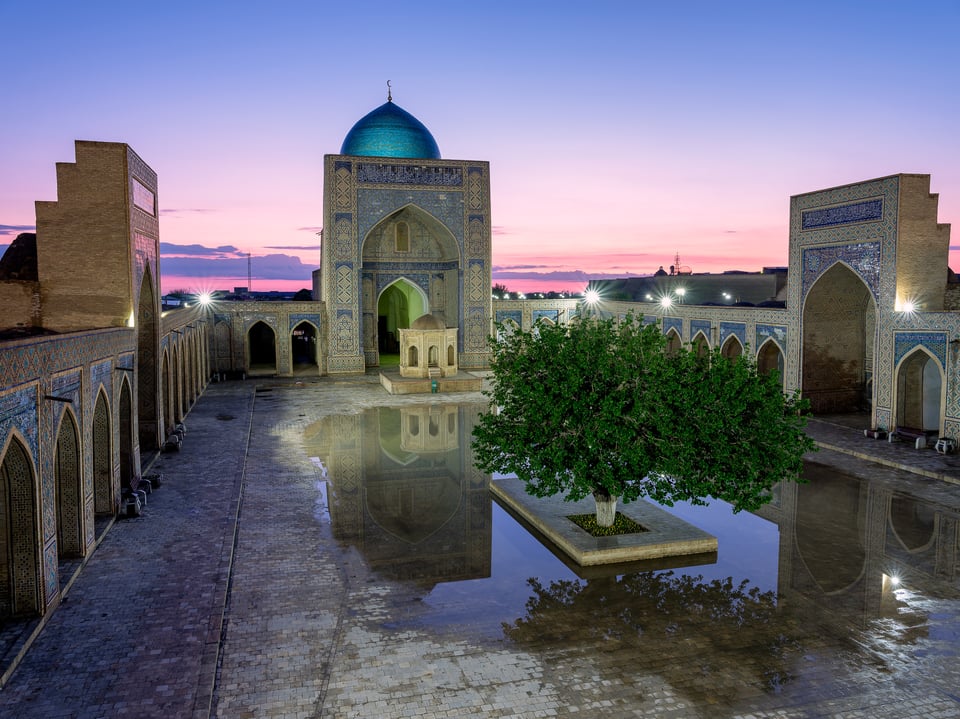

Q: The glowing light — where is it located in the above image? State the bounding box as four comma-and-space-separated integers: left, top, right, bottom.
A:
659, 295, 673, 308
890, 575, 901, 585
127, 311, 135, 328
900, 301, 916, 313
585, 289, 601, 304
197, 292, 213, 306
675, 287, 686, 298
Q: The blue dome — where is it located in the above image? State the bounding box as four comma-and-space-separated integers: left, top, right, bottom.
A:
340, 100, 441, 159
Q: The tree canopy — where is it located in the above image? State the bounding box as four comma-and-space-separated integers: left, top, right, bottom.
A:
471, 313, 815, 521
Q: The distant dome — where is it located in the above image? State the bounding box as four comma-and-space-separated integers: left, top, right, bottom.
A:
340, 100, 441, 159
411, 313, 445, 330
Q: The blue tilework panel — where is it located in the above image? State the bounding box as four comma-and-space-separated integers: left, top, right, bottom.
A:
289, 314, 322, 331
690, 319, 712, 340
756, 324, 787, 350
802, 242, 881, 301
720, 322, 747, 348
894, 331, 947, 369
662, 317, 682, 337
495, 310, 522, 325
532, 310, 559, 324
357, 164, 463, 186
801, 199, 883, 230
357, 189, 465, 248
0, 384, 39, 462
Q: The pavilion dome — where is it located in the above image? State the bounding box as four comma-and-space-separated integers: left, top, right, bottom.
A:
410, 313, 445, 330
340, 99, 441, 159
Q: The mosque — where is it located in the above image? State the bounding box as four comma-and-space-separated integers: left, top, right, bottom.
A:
0, 93, 954, 621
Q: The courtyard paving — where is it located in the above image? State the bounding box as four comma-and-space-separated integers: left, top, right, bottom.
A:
0, 376, 959, 718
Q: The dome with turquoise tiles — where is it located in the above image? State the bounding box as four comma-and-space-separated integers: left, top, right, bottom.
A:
340, 97, 441, 160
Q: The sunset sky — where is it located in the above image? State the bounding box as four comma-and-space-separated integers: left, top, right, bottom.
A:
2, 1, 958, 294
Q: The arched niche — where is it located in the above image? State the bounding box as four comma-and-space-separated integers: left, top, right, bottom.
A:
361, 204, 461, 367
54, 409, 84, 560
802, 262, 876, 414
721, 335, 743, 360
895, 347, 943, 435
376, 278, 428, 357
118, 378, 134, 492
291, 321, 319, 374
248, 321, 277, 375
0, 435, 41, 618
756, 338, 785, 389
665, 328, 681, 357
691, 331, 710, 358
92, 390, 114, 517
137, 267, 160, 450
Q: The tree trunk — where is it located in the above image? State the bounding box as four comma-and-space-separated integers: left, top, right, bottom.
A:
593, 489, 618, 528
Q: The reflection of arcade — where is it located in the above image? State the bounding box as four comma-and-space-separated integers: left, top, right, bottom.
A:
306, 404, 491, 585
760, 461, 958, 640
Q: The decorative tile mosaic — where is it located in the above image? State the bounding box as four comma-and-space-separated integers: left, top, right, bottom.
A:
801, 198, 884, 230
894, 331, 947, 369
356, 163, 463, 186
720, 322, 747, 348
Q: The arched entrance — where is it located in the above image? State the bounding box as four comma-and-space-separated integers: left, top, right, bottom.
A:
665, 329, 681, 357
0, 437, 41, 618
92, 391, 114, 519
692, 332, 710, 358
361, 205, 461, 368
55, 410, 84, 560
802, 262, 876, 414
291, 321, 319, 375
137, 269, 160, 451
895, 348, 943, 435
248, 321, 277, 375
377, 279, 427, 358
162, 350, 173, 434
757, 339, 785, 385
119, 379, 134, 492
721, 336, 743, 360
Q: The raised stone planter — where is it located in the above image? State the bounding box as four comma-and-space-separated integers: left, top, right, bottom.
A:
490, 476, 718, 566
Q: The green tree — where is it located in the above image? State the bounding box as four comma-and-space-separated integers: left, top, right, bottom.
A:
492, 283, 509, 299
471, 313, 815, 526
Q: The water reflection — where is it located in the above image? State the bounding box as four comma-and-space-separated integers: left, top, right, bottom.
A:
305, 404, 491, 584
308, 403, 960, 711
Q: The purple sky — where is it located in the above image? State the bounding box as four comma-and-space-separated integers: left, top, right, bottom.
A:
2, 1, 958, 294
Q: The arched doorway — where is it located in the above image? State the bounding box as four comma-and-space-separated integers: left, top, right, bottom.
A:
757, 339, 785, 386
55, 409, 83, 560
291, 321, 319, 375
0, 436, 41, 618
377, 279, 427, 358
802, 262, 876, 414
162, 350, 173, 434
248, 321, 277, 375
721, 336, 743, 361
137, 269, 160, 451
692, 332, 710, 358
119, 379, 134, 492
92, 391, 114, 520
895, 348, 943, 435
665, 329, 681, 357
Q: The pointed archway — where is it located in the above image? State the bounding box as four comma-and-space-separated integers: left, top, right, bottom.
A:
55, 409, 84, 561
162, 350, 173, 435
119, 378, 134, 492
248, 321, 277, 375
721, 336, 743, 361
895, 348, 943, 435
0, 436, 41, 618
92, 390, 114, 520
692, 332, 710, 358
665, 329, 681, 357
137, 268, 160, 451
291, 321, 319, 375
377, 279, 428, 360
757, 339, 785, 387
802, 262, 876, 414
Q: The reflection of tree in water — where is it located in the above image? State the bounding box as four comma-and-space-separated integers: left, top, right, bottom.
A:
504, 571, 805, 707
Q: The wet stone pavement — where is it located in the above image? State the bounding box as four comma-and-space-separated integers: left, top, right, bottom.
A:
1, 377, 960, 718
